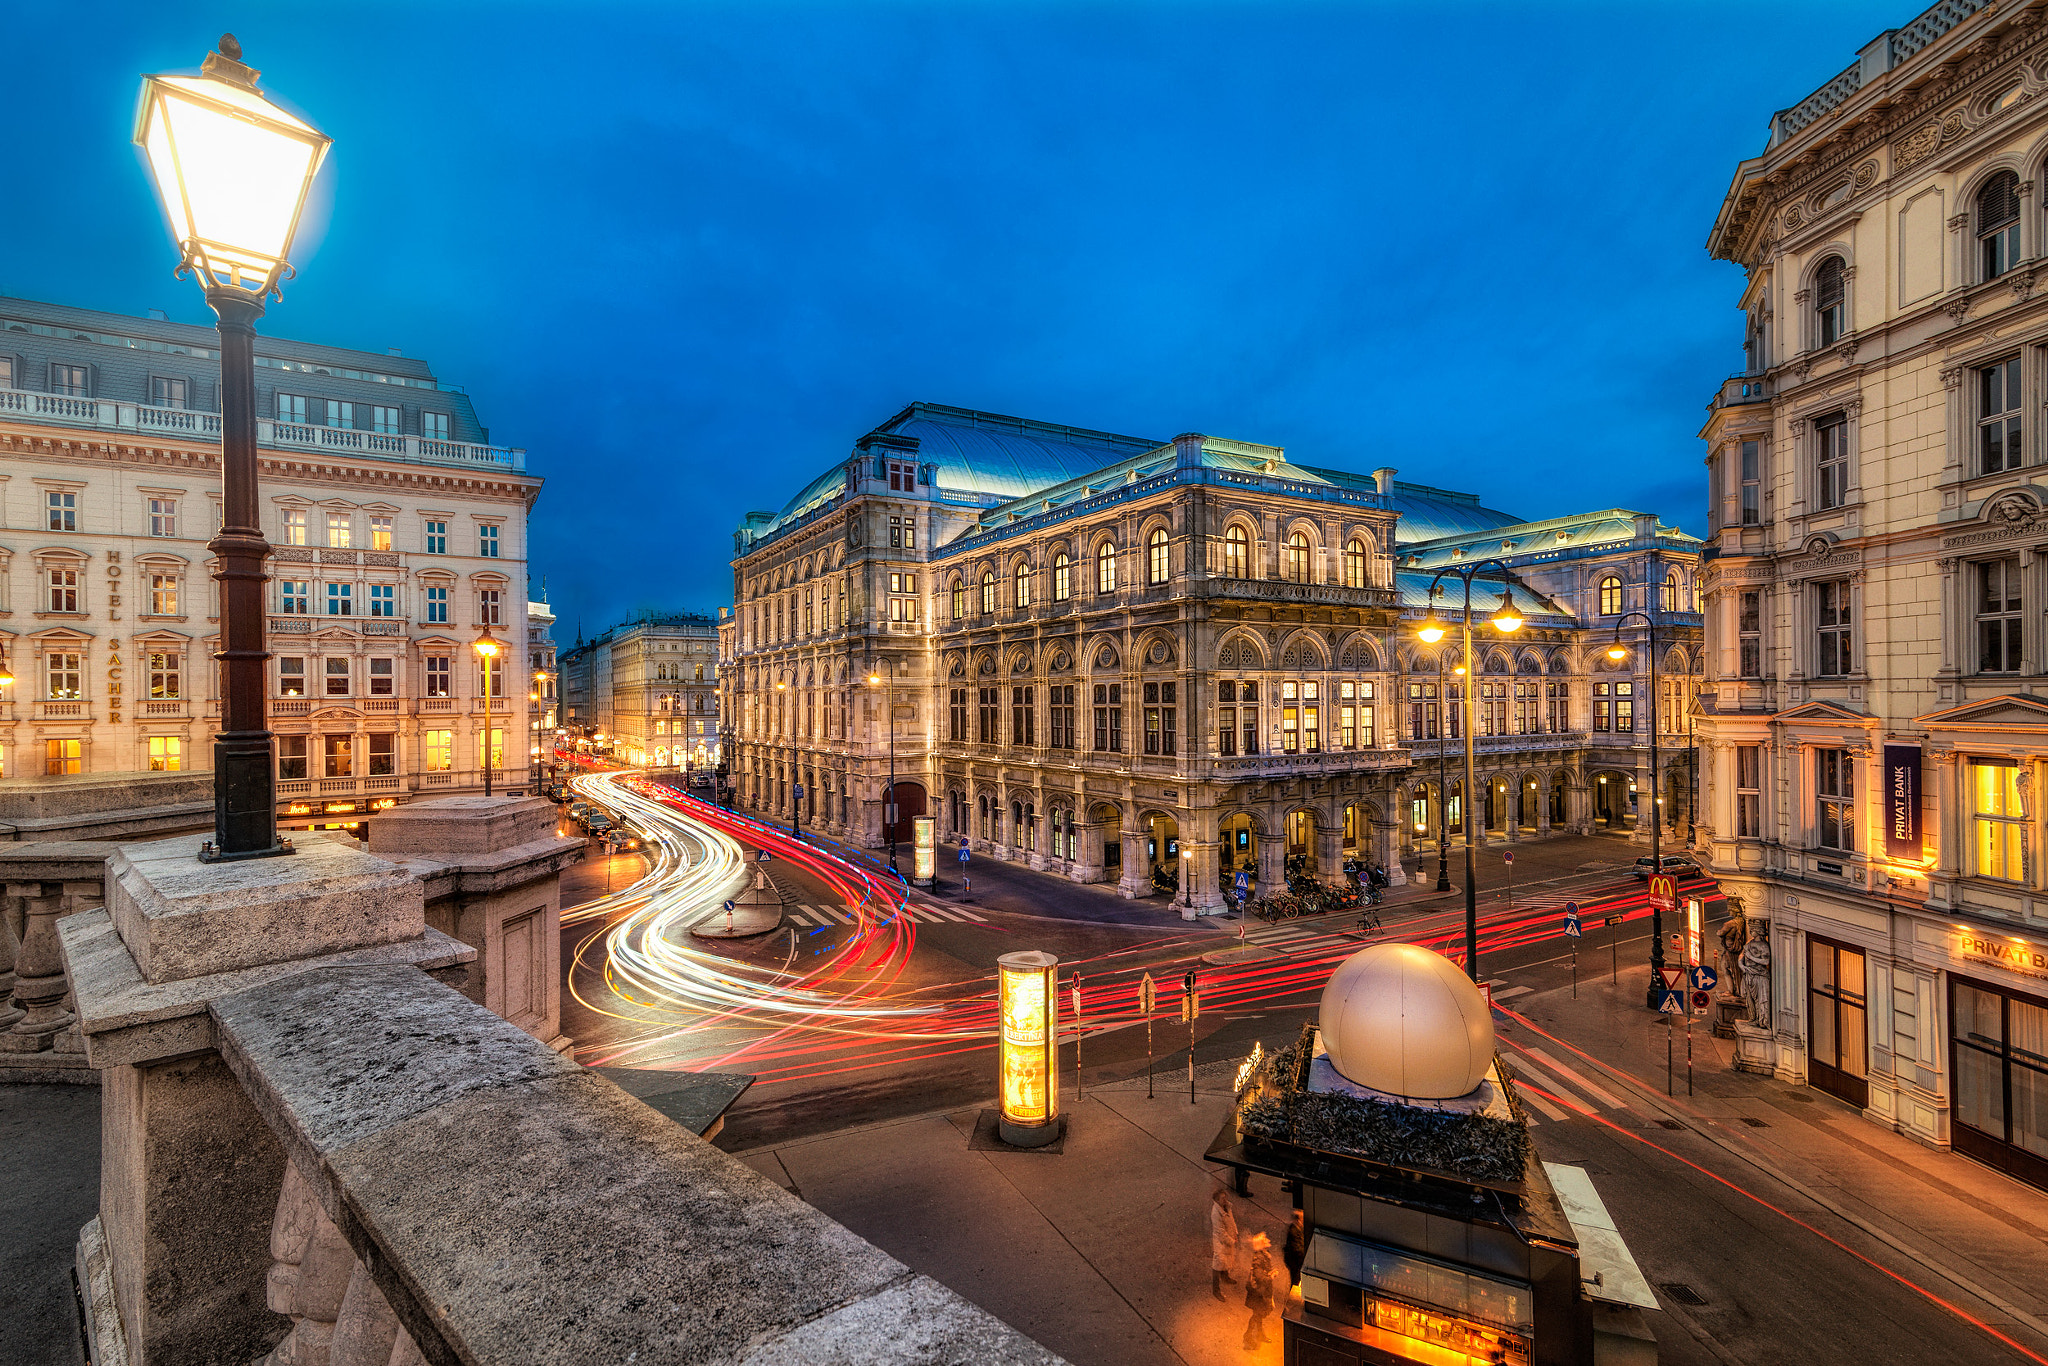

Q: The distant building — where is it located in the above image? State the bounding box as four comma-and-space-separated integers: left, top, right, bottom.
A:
726, 403, 1702, 908
1698, 0, 2048, 1187
560, 613, 720, 769
0, 295, 542, 838
528, 595, 559, 784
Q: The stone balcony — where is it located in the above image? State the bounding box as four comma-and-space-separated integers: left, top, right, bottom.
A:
0, 387, 526, 472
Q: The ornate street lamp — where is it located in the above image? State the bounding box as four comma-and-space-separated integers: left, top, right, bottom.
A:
475, 629, 501, 798
868, 669, 899, 872
137, 35, 330, 862
1414, 562, 1527, 982
1607, 613, 1667, 1009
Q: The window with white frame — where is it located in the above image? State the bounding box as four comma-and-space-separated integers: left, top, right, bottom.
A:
479, 524, 500, 558
1816, 580, 1852, 676
479, 588, 502, 625
280, 580, 310, 615
887, 460, 916, 491
324, 658, 350, 697
369, 583, 395, 618
1814, 257, 1846, 346
326, 513, 352, 548
150, 376, 186, 408
148, 498, 176, 537
282, 508, 308, 545
47, 566, 79, 612
1739, 440, 1761, 524
1815, 748, 1855, 851
1972, 758, 2026, 880
424, 520, 446, 554
326, 582, 354, 616
889, 573, 918, 622
50, 363, 88, 396
46, 490, 76, 532
1979, 172, 2021, 282
369, 515, 392, 551
1096, 542, 1116, 594
423, 729, 452, 771
148, 651, 181, 699
422, 411, 450, 440
369, 657, 395, 696
148, 573, 178, 616
320, 399, 352, 428
1735, 745, 1762, 837
148, 737, 183, 772
46, 651, 82, 699
425, 585, 448, 624
1816, 411, 1850, 510
277, 735, 307, 780
278, 657, 305, 696
1981, 356, 2024, 476
1053, 552, 1071, 600
1977, 559, 2023, 673
370, 405, 401, 434
324, 734, 354, 777
424, 655, 451, 697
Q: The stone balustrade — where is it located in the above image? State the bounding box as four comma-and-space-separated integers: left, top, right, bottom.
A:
0, 842, 116, 1083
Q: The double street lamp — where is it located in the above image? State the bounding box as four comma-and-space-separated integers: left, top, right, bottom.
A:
137, 35, 330, 861
1606, 612, 1669, 1010
1415, 563, 1527, 983
475, 629, 501, 798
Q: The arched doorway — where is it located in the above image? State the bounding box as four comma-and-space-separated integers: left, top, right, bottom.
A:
1592, 771, 1637, 830
1549, 772, 1569, 827
1220, 813, 1259, 881
882, 780, 926, 845
1092, 802, 1123, 872
1147, 812, 1181, 893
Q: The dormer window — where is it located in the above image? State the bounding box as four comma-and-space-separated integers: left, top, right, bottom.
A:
887, 460, 916, 492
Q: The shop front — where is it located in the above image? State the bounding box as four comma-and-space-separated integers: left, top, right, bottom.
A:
1948, 950, 2048, 1190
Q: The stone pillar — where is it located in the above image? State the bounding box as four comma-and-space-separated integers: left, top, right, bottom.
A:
1074, 820, 1106, 884
1315, 824, 1346, 886
1182, 841, 1224, 919
370, 796, 583, 1051
1536, 782, 1553, 838
1633, 751, 1654, 844
1117, 826, 1150, 899
0, 892, 23, 1032
1374, 820, 1406, 885
1, 885, 74, 1053
1257, 836, 1287, 899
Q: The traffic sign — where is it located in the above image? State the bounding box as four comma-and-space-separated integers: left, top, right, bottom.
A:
1659, 968, 1684, 990
758, 849, 773, 862
793, 783, 804, 801
1605, 915, 1623, 927
1139, 973, 1156, 1014
1564, 909, 1582, 939
958, 844, 971, 863
1689, 966, 1718, 992
1182, 990, 1201, 1023
1504, 851, 1514, 865
1659, 990, 1684, 1014
1691, 990, 1712, 1010
1647, 873, 1677, 913
722, 899, 735, 912
1234, 870, 1250, 895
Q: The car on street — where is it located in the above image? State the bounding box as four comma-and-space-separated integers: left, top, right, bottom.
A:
583, 814, 615, 838
1631, 854, 1700, 878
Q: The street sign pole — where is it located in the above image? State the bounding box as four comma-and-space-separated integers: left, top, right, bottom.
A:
1184, 970, 1198, 1106
1072, 973, 1084, 1104
1505, 848, 1515, 915
1141, 973, 1156, 1099
1564, 901, 1580, 1000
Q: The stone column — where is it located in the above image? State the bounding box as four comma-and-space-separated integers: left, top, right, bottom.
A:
1074, 819, 1106, 884
1374, 820, 1406, 885
1, 885, 75, 1053
1315, 823, 1346, 886
1118, 825, 1150, 899
1257, 835, 1287, 899
1183, 841, 1224, 919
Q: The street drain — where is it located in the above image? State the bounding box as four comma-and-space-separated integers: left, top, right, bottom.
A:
1659, 1283, 1708, 1307
1739, 1117, 1770, 1128
1655, 1119, 1685, 1131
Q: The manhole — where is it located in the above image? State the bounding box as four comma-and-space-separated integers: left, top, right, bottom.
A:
1655, 1119, 1685, 1131
1659, 1282, 1708, 1307
1739, 1117, 1770, 1128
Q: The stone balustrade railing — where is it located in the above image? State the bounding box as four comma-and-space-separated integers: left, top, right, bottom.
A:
0, 842, 114, 1083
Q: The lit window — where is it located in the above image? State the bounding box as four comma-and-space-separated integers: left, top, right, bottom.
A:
951, 578, 965, 621
1096, 542, 1116, 594
282, 508, 308, 545
1015, 562, 1032, 608
424, 520, 447, 554
370, 515, 393, 551
1147, 528, 1169, 585
423, 729, 453, 771
278, 657, 305, 697
46, 490, 76, 532
1343, 539, 1366, 589
45, 738, 82, 776
324, 733, 354, 777
1053, 552, 1071, 601
149, 574, 178, 616
148, 497, 177, 537
1816, 748, 1855, 851
980, 570, 996, 615
1287, 532, 1310, 583
326, 513, 352, 548
1597, 577, 1622, 615
1972, 759, 2025, 880
46, 652, 82, 699
147, 651, 181, 699
1224, 526, 1249, 578
148, 736, 183, 772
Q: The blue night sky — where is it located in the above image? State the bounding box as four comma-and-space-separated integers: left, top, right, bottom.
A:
4, 2, 1894, 639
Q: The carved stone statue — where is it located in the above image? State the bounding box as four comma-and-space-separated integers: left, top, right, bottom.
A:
1738, 920, 1772, 1030
1718, 911, 1747, 1000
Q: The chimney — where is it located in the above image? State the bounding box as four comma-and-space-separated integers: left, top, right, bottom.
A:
1372, 467, 1397, 496
1633, 512, 1658, 541
1173, 433, 1205, 469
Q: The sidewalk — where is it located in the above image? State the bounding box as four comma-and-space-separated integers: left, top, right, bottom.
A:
0, 1084, 97, 1366
733, 1060, 1292, 1366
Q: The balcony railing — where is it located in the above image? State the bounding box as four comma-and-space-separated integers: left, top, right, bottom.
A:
0, 388, 525, 472
1210, 746, 1411, 778
1711, 373, 1771, 410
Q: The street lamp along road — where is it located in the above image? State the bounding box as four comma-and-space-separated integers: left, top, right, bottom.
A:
1606, 612, 1668, 1010
1414, 562, 1526, 983
868, 671, 899, 874
474, 629, 500, 798
137, 35, 331, 862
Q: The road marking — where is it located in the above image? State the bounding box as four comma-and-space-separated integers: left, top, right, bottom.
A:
1519, 1087, 1572, 1122
1526, 1047, 1629, 1110
786, 908, 821, 926
1491, 985, 1533, 1003
1507, 1057, 1605, 1115
819, 905, 853, 924
950, 906, 985, 922
919, 906, 966, 922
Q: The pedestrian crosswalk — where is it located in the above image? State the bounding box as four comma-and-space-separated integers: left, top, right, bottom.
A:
780, 903, 986, 928
1503, 1044, 1637, 1126
1235, 919, 1372, 955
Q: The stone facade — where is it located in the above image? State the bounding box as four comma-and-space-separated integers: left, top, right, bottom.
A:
1698, 0, 2048, 1185
728, 405, 1702, 908
0, 294, 543, 840
560, 614, 720, 769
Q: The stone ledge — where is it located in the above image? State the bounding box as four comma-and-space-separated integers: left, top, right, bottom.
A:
211, 966, 1065, 1366
59, 909, 474, 1070
394, 833, 587, 899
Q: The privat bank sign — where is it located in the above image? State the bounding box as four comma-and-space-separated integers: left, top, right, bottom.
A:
1953, 931, 2048, 984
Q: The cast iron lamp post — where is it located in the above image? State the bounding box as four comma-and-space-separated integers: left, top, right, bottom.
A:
475, 629, 500, 797
1606, 612, 1666, 1009
138, 35, 330, 862
867, 669, 900, 872
1414, 563, 1527, 982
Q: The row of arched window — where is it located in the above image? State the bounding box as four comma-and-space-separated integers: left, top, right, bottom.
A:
1221, 525, 1374, 586
1595, 570, 1694, 615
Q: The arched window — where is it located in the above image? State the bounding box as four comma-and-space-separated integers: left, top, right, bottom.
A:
1598, 576, 1623, 615
1224, 525, 1249, 578
1053, 551, 1071, 601
1343, 538, 1367, 589
1287, 531, 1310, 583
1660, 570, 1681, 613
1147, 528, 1169, 584
1014, 562, 1031, 609
1815, 256, 1846, 346
1096, 542, 1116, 594
950, 577, 965, 620
979, 569, 996, 615
1980, 170, 2021, 281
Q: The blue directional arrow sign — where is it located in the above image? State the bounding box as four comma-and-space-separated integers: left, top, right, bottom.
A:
1659, 990, 1685, 1014
722, 899, 735, 912
1690, 965, 1718, 992
1563, 901, 1581, 938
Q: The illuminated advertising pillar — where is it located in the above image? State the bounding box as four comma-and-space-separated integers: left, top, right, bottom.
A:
914, 815, 935, 885
997, 950, 1060, 1147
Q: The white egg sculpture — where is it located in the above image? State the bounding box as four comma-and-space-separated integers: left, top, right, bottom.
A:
1317, 942, 1495, 1100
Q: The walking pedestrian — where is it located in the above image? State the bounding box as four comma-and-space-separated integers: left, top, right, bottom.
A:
1241, 1231, 1275, 1350
1282, 1209, 1306, 1289
1208, 1187, 1239, 1301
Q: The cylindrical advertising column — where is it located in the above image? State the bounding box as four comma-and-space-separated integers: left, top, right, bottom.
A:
914, 815, 936, 886
998, 950, 1061, 1147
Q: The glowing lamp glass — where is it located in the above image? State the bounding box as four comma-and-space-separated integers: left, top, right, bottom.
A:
135, 71, 330, 294
1416, 615, 1446, 644
1606, 644, 1629, 661
997, 951, 1060, 1146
